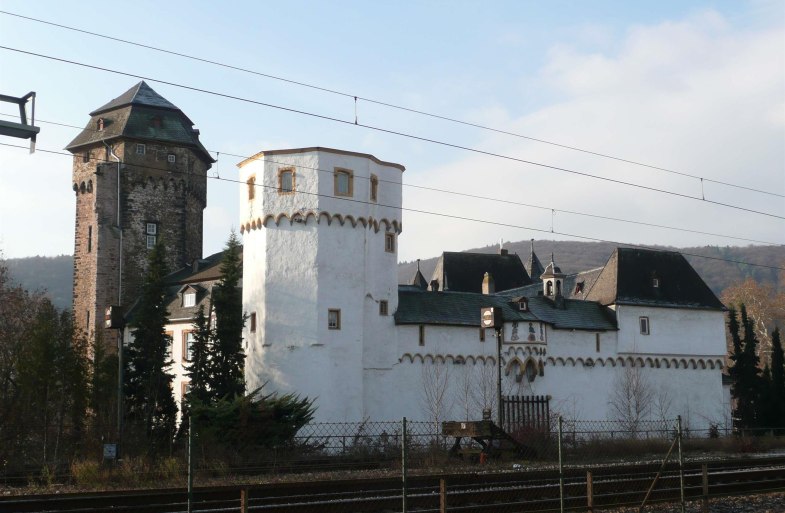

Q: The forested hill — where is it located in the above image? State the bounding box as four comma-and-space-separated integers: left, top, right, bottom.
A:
398, 240, 785, 297
5, 255, 73, 311
4, 242, 783, 312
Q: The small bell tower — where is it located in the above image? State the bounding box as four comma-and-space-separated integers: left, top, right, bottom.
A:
541, 253, 565, 298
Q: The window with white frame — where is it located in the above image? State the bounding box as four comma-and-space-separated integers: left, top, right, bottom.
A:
136, 143, 146, 155
183, 292, 196, 308
167, 154, 176, 163
183, 331, 195, 361
639, 316, 650, 335
145, 222, 158, 249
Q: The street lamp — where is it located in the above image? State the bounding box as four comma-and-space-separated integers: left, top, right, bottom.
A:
480, 307, 504, 428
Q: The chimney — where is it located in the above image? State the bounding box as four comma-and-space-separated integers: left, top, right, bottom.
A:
500, 248, 508, 256
482, 272, 495, 295
192, 258, 200, 273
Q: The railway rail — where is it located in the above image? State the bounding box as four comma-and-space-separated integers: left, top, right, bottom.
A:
3, 456, 784, 512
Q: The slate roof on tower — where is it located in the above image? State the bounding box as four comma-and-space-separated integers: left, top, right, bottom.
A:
584, 248, 725, 310
65, 81, 214, 163
525, 241, 545, 282
429, 252, 532, 294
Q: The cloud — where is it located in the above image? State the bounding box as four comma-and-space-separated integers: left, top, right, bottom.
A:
398, 10, 784, 262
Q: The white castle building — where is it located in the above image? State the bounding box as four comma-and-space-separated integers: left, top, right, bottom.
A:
232, 147, 730, 430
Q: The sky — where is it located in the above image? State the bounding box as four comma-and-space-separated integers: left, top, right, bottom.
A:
0, 0, 783, 264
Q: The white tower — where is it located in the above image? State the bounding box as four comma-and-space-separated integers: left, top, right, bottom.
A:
238, 147, 404, 421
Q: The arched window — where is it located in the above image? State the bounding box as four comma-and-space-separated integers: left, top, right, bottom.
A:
546, 280, 553, 296
525, 359, 537, 382
334, 168, 353, 197
278, 168, 295, 194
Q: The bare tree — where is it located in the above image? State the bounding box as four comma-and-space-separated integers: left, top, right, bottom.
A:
420, 361, 451, 433
454, 364, 474, 420
653, 384, 674, 423
471, 360, 496, 419
722, 278, 785, 368
608, 364, 654, 433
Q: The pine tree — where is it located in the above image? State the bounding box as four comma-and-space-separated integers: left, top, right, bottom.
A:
740, 304, 762, 428
728, 307, 746, 428
185, 305, 212, 406
124, 241, 177, 454
770, 327, 784, 428
209, 232, 246, 400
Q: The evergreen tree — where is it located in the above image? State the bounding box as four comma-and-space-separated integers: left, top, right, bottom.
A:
740, 304, 762, 428
124, 241, 177, 454
185, 305, 212, 406
209, 232, 246, 400
770, 327, 784, 428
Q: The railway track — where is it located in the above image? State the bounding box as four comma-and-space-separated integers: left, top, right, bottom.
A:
3, 456, 784, 512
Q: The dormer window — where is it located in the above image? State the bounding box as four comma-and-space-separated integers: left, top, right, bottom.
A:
183, 292, 196, 308
575, 281, 584, 294
516, 298, 528, 311
652, 277, 660, 288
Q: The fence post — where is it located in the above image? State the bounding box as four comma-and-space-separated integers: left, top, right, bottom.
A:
402, 417, 408, 513
701, 464, 709, 513
677, 415, 685, 513
440, 478, 447, 513
240, 487, 249, 513
558, 416, 564, 513
586, 470, 593, 513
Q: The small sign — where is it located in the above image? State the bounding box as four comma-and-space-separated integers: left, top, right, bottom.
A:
480, 307, 503, 328
103, 443, 117, 461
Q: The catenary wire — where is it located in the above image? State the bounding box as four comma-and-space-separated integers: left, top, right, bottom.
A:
2, 141, 782, 272
2, 111, 780, 247
1, 45, 784, 222
1, 9, 782, 199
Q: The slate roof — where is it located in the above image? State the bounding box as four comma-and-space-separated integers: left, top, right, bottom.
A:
500, 267, 605, 301
395, 288, 616, 331
125, 248, 242, 323
525, 241, 545, 282
585, 248, 725, 310
66, 81, 214, 163
430, 252, 532, 293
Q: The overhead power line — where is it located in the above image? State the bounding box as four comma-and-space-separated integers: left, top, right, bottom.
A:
1, 141, 783, 272
1, 45, 784, 222
3, 111, 780, 247
1, 9, 782, 199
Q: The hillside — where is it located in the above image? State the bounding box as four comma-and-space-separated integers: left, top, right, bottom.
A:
4, 242, 783, 312
5, 255, 73, 311
398, 240, 785, 296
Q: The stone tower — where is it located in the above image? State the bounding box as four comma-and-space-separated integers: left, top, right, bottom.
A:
66, 81, 213, 344
238, 147, 404, 421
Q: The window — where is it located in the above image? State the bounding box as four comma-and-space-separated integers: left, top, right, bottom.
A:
652, 278, 660, 288
379, 300, 388, 316
385, 233, 395, 253
250, 312, 257, 332
82, 151, 90, 163
479, 328, 486, 342
166, 331, 174, 359
370, 174, 378, 202
278, 168, 295, 194
334, 168, 353, 197
167, 154, 176, 163
517, 299, 528, 311
87, 226, 92, 253
183, 331, 195, 361
145, 222, 158, 249
183, 292, 196, 308
546, 280, 553, 296
136, 143, 146, 155
639, 316, 650, 335
418, 325, 425, 346
247, 176, 255, 200
86, 309, 90, 331
328, 309, 341, 330
181, 381, 190, 404
595, 333, 601, 352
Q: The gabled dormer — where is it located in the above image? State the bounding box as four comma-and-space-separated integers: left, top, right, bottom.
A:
178, 284, 204, 308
